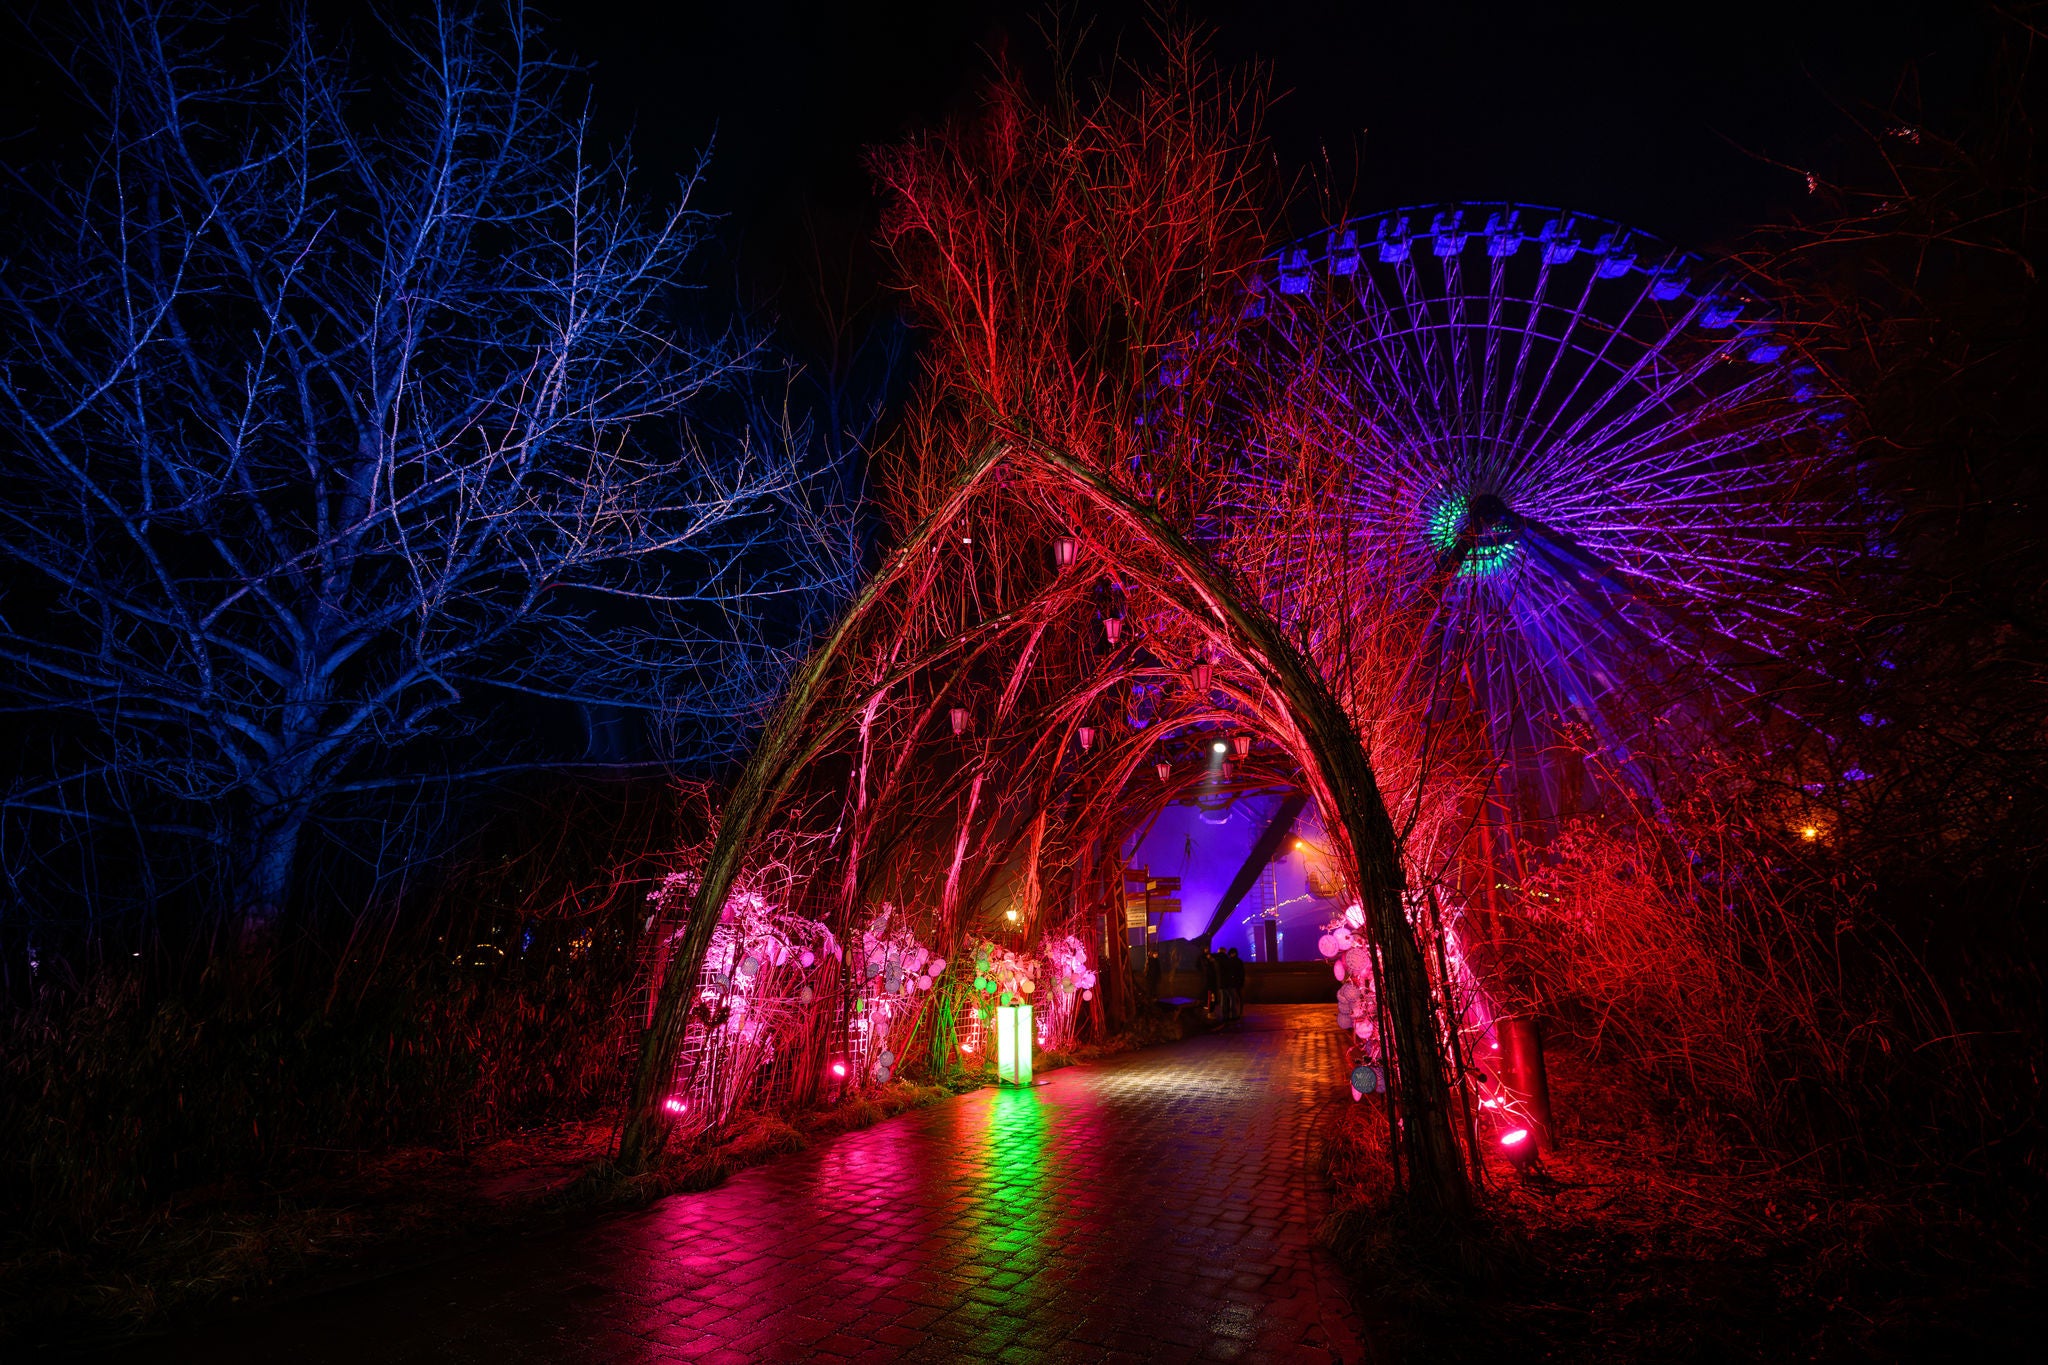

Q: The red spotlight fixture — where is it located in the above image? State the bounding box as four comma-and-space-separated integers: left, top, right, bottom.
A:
949, 706, 969, 736
1499, 1127, 1537, 1170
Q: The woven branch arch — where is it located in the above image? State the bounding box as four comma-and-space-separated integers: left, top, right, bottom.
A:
618, 435, 1470, 1213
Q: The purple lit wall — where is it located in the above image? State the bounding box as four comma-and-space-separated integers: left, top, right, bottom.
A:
1121, 791, 1332, 960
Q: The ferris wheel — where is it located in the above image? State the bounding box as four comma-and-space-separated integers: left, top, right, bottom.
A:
1217, 202, 1870, 850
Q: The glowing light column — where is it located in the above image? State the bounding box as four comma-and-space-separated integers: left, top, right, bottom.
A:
995, 997, 1034, 1085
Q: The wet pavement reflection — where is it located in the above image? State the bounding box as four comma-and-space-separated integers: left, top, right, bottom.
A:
112, 1005, 1365, 1362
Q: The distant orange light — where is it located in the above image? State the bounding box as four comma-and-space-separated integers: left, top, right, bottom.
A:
1800, 826, 1819, 841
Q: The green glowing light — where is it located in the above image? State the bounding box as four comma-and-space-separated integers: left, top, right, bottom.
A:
1426, 493, 1518, 577
995, 1002, 1034, 1085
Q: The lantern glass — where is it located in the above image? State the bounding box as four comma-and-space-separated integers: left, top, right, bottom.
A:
950, 706, 969, 736
1232, 733, 1253, 759
1054, 537, 1077, 568
1102, 617, 1123, 644
996, 1002, 1034, 1084
1077, 725, 1095, 751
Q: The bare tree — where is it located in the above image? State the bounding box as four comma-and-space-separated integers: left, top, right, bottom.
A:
0, 1, 857, 942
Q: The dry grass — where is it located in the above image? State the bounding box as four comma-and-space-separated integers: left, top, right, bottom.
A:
1, 993, 1194, 1350
0, 1079, 963, 1349
1320, 1043, 2041, 1362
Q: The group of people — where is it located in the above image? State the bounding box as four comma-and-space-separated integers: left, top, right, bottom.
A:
1203, 945, 1246, 1023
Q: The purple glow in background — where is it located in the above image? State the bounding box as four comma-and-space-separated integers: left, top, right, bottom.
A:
1121, 793, 1331, 959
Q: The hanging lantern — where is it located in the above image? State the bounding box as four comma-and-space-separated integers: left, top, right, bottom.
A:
1189, 661, 1213, 693
1156, 761, 1171, 781
1053, 537, 1078, 569
950, 706, 969, 736
1102, 616, 1123, 645
1077, 725, 1096, 752
1232, 732, 1253, 759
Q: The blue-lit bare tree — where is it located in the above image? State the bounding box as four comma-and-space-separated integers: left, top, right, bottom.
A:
0, 1, 858, 946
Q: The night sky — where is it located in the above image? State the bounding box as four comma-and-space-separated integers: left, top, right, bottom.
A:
0, 2, 2000, 337
549, 0, 1998, 331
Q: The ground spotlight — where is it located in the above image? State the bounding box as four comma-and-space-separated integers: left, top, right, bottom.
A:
1499, 1127, 1538, 1169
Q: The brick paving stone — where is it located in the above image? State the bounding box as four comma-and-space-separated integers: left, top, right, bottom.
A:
106, 1005, 1369, 1363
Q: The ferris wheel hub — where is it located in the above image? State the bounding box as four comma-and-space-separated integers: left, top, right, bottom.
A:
1428, 490, 1521, 578
1467, 492, 1512, 528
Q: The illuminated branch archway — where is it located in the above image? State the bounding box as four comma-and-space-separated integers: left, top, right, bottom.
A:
616, 35, 1484, 1214
619, 435, 1471, 1212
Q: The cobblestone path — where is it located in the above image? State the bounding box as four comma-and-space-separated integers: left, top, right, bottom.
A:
136, 1004, 1367, 1363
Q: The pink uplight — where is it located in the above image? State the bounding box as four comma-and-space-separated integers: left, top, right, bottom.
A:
831, 1061, 847, 1077
663, 1096, 688, 1115
1501, 1128, 1529, 1146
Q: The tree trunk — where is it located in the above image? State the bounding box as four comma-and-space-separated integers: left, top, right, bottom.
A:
233, 802, 307, 951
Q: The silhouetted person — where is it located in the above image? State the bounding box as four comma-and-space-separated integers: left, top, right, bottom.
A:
1222, 947, 1245, 1022
1201, 945, 1221, 1018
